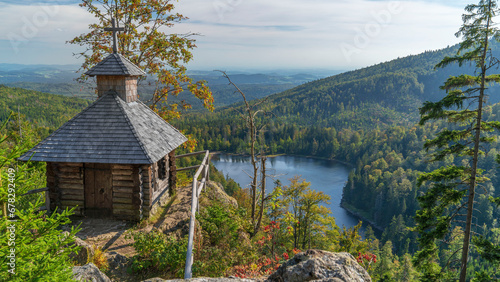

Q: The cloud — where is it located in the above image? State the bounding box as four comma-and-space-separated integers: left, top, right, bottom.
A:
171, 0, 465, 69
0, 3, 94, 64
0, 0, 79, 5
0, 0, 469, 69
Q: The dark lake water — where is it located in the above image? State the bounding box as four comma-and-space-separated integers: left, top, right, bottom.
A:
211, 154, 364, 232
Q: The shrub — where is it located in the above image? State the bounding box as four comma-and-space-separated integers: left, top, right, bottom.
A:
128, 230, 188, 278
0, 201, 79, 281
89, 245, 109, 271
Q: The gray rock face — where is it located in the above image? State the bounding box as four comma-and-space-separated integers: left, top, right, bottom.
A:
144, 278, 258, 282
266, 249, 371, 282
73, 263, 112, 282
107, 251, 128, 270
61, 231, 94, 266
106, 251, 130, 279
205, 181, 238, 208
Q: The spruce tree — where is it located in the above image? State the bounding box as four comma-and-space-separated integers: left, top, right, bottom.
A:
414, 1, 500, 281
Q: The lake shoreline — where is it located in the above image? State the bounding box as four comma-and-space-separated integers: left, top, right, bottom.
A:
210, 151, 355, 168
211, 153, 362, 232
340, 201, 385, 232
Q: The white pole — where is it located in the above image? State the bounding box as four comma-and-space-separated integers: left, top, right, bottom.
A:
184, 179, 197, 279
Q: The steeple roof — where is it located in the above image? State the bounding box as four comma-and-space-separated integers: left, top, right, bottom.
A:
19, 92, 186, 164
85, 53, 146, 77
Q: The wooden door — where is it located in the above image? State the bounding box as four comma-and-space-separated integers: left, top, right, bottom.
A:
84, 163, 112, 217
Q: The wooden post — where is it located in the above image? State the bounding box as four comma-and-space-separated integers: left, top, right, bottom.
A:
182, 150, 210, 279
45, 190, 50, 212
168, 150, 177, 195
184, 178, 197, 279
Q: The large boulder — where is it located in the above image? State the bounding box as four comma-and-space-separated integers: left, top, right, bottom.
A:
267, 249, 371, 282
61, 231, 94, 265
144, 278, 257, 282
106, 251, 130, 279
72, 263, 111, 282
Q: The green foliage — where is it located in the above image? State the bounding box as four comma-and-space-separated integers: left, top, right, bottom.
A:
414, 1, 500, 280
68, 0, 213, 121
0, 201, 79, 281
0, 112, 80, 281
473, 235, 500, 267
0, 85, 90, 129
194, 198, 250, 277
209, 164, 242, 196
129, 230, 188, 278
198, 205, 239, 246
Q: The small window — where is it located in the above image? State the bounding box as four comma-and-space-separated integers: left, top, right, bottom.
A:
158, 157, 167, 180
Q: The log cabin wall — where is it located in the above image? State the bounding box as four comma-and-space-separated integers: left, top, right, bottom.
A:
47, 160, 172, 221
140, 164, 152, 217
46, 162, 85, 215
111, 164, 140, 220
149, 154, 171, 217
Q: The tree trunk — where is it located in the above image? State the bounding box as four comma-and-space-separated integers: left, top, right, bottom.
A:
459, 2, 491, 280
249, 117, 257, 227
254, 156, 267, 235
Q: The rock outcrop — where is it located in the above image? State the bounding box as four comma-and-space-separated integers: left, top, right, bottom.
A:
266, 249, 371, 282
72, 263, 112, 282
143, 278, 257, 282
204, 181, 238, 208
61, 231, 94, 266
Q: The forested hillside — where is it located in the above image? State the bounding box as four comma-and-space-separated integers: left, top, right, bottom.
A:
175, 43, 500, 277
0, 85, 90, 128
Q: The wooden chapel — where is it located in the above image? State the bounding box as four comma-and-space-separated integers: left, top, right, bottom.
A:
19, 20, 187, 220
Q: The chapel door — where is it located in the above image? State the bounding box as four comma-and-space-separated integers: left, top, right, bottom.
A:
84, 163, 113, 217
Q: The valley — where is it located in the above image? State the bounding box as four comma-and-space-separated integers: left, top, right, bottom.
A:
4, 42, 500, 280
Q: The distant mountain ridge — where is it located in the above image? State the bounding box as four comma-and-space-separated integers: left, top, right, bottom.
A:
205, 43, 500, 130
0, 64, 333, 108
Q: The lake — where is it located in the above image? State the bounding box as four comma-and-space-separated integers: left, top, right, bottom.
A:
211, 154, 364, 232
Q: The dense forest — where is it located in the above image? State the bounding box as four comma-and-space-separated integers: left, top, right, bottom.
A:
4, 34, 500, 281
0, 85, 90, 128
174, 43, 500, 279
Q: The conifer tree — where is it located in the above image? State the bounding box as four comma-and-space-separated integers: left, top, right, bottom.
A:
414, 1, 500, 281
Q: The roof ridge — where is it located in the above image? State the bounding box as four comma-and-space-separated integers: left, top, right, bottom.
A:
114, 95, 154, 164
136, 99, 188, 141
116, 53, 145, 75
114, 53, 130, 75
85, 53, 146, 76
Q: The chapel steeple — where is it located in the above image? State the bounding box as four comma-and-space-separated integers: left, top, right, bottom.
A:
84, 18, 146, 103
18, 15, 188, 221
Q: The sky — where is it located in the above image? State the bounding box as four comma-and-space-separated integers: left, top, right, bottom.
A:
0, 0, 473, 72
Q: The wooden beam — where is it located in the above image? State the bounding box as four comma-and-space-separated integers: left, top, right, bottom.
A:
112, 170, 133, 176
113, 175, 134, 181
60, 200, 84, 206
60, 189, 85, 196
114, 197, 133, 204
112, 180, 135, 187
59, 183, 84, 190
113, 203, 134, 210
176, 150, 207, 159
113, 209, 139, 216
113, 187, 133, 194
176, 165, 201, 172
20, 187, 48, 196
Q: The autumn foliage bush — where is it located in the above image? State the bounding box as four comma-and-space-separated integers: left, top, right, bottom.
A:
231, 220, 301, 278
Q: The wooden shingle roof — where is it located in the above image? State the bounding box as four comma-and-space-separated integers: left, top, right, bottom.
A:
85, 53, 146, 77
19, 92, 187, 164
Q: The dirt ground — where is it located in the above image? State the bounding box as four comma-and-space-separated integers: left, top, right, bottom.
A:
64, 183, 194, 281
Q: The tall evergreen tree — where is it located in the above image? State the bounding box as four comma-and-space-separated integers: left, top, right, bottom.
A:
414, 1, 500, 281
